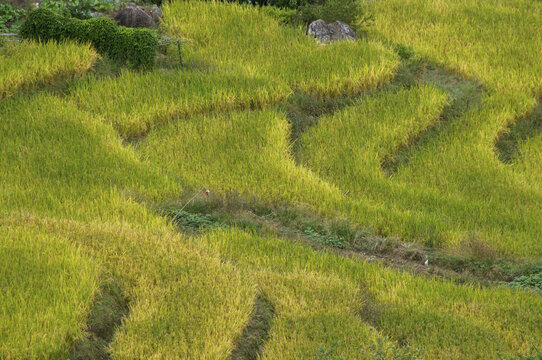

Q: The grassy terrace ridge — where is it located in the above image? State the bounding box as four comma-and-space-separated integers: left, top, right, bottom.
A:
1, 0, 542, 359
361, 0, 542, 257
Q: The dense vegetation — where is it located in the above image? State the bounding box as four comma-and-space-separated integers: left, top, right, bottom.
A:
21, 9, 158, 68
1, 0, 541, 359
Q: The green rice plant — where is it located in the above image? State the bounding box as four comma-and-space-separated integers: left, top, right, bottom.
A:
194, 228, 542, 359
0, 94, 180, 224
0, 216, 255, 359
362, 337, 424, 360
109, 230, 254, 359
0, 39, 97, 98
1, 74, 254, 358
3, 0, 542, 357
297, 86, 542, 256
256, 270, 377, 359
514, 129, 542, 180
299, 85, 448, 184
356, 0, 542, 256
137, 108, 345, 207
0, 224, 99, 359
70, 68, 291, 138
368, 0, 542, 96
163, 0, 397, 98
69, 0, 397, 138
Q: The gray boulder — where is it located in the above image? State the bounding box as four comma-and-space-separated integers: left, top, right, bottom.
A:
114, 4, 154, 28
307, 20, 358, 44
148, 5, 162, 24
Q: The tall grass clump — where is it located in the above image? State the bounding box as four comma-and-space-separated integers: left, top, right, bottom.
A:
230, 0, 366, 28
0, 39, 97, 98
368, 0, 542, 96
138, 108, 344, 206
1, 88, 253, 358
70, 68, 291, 138
299, 85, 448, 184
3, 0, 542, 357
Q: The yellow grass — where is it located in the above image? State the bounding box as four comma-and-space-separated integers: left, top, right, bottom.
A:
68, 0, 398, 138
0, 40, 97, 98
2, 0, 542, 357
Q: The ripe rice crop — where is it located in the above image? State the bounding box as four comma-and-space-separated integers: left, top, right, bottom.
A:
193, 228, 542, 359
0, 224, 99, 359
0, 39, 97, 98
2, 0, 542, 357
69, 0, 398, 138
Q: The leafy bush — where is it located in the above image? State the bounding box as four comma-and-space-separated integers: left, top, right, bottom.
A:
394, 43, 415, 60
145, 0, 163, 5
20, 8, 157, 68
0, 3, 25, 33
506, 271, 542, 292
165, 210, 221, 232
362, 338, 425, 360
40, 0, 120, 19
296, 0, 364, 27
228, 0, 301, 7
229, 0, 370, 29
304, 227, 346, 248
260, 5, 297, 24
315, 344, 342, 360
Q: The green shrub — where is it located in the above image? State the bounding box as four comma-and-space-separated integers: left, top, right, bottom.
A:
20, 8, 157, 68
228, 0, 370, 28
506, 271, 542, 292
304, 227, 346, 249
501, 348, 542, 360
40, 0, 120, 19
260, 5, 297, 24
163, 209, 221, 232
296, 0, 364, 27
0, 3, 25, 33
394, 43, 415, 60
228, 0, 300, 8
362, 338, 425, 360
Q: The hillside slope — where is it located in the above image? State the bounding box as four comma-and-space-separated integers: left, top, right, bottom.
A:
1, 1, 542, 359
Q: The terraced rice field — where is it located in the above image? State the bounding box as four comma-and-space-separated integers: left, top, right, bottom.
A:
1, 0, 542, 359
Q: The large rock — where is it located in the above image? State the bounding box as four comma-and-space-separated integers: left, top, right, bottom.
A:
148, 5, 162, 24
306, 20, 358, 44
114, 4, 154, 28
